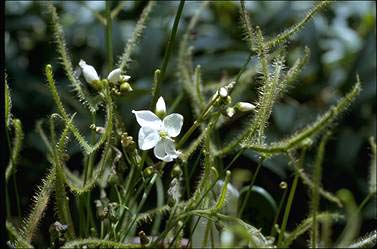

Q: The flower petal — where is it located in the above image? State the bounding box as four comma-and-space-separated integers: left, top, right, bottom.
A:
138, 126, 160, 150
107, 68, 121, 84
79, 59, 99, 83
153, 139, 179, 162
121, 75, 131, 81
132, 110, 162, 129
163, 113, 183, 137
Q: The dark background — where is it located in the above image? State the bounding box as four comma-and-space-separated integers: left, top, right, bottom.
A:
5, 1, 376, 247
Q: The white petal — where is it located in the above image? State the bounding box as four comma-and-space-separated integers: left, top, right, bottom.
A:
132, 110, 162, 129
155, 96, 166, 115
153, 139, 179, 162
107, 68, 121, 84
162, 113, 183, 138
121, 75, 131, 81
79, 59, 99, 83
138, 127, 160, 150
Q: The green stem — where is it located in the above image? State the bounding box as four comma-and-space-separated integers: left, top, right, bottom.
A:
13, 173, 21, 219
106, 1, 113, 71
278, 173, 299, 247
151, 0, 185, 107
311, 132, 330, 248
238, 158, 263, 217
278, 150, 306, 247
176, 94, 219, 149
121, 174, 158, 242
224, 148, 245, 171
357, 193, 374, 213
5, 183, 10, 219
270, 184, 288, 237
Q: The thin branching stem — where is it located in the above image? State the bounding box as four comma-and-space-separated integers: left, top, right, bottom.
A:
278, 149, 306, 247
238, 158, 264, 217
106, 1, 113, 71
151, 0, 185, 107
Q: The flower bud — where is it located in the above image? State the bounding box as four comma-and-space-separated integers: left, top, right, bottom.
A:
79, 60, 100, 84
143, 166, 154, 176
171, 165, 183, 178
155, 96, 167, 118
235, 102, 256, 112
224, 96, 232, 105
120, 82, 133, 93
225, 107, 235, 118
219, 87, 228, 98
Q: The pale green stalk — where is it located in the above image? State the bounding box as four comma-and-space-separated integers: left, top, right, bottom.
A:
106, 1, 113, 71
278, 149, 306, 247
151, 0, 185, 107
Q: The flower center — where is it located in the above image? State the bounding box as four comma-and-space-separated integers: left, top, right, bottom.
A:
159, 130, 169, 139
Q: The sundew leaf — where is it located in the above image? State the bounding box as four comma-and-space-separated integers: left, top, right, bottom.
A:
16, 167, 55, 245
46, 2, 102, 112
241, 78, 361, 155
5, 78, 11, 127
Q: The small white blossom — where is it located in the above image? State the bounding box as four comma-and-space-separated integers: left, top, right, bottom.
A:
107, 68, 131, 84
132, 97, 183, 162
79, 60, 99, 84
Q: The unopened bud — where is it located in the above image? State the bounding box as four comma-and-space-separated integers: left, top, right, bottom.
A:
279, 181, 287, 189
120, 82, 133, 93
235, 102, 256, 112
144, 166, 154, 176
155, 96, 167, 118
171, 165, 183, 178
225, 107, 235, 118
95, 126, 105, 134
79, 59, 100, 84
219, 87, 228, 98
301, 138, 313, 148
224, 96, 232, 105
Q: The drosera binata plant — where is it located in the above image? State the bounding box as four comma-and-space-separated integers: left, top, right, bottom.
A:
5, 1, 377, 248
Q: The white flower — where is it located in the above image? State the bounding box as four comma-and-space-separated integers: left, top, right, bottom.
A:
132, 97, 183, 162
107, 68, 131, 84
79, 60, 99, 84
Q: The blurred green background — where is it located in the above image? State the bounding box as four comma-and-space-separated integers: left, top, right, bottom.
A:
5, 1, 376, 247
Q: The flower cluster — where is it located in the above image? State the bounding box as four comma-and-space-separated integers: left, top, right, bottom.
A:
79, 60, 132, 94
133, 97, 183, 162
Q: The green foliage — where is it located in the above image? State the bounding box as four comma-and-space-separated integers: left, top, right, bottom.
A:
5, 1, 375, 248
6, 118, 24, 182
16, 167, 55, 245
47, 3, 102, 112
118, 1, 155, 73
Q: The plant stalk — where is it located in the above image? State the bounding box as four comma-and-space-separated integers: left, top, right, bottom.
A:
105, 1, 113, 71
151, 0, 185, 107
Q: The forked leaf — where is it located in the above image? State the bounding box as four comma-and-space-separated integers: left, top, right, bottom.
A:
6, 118, 24, 183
